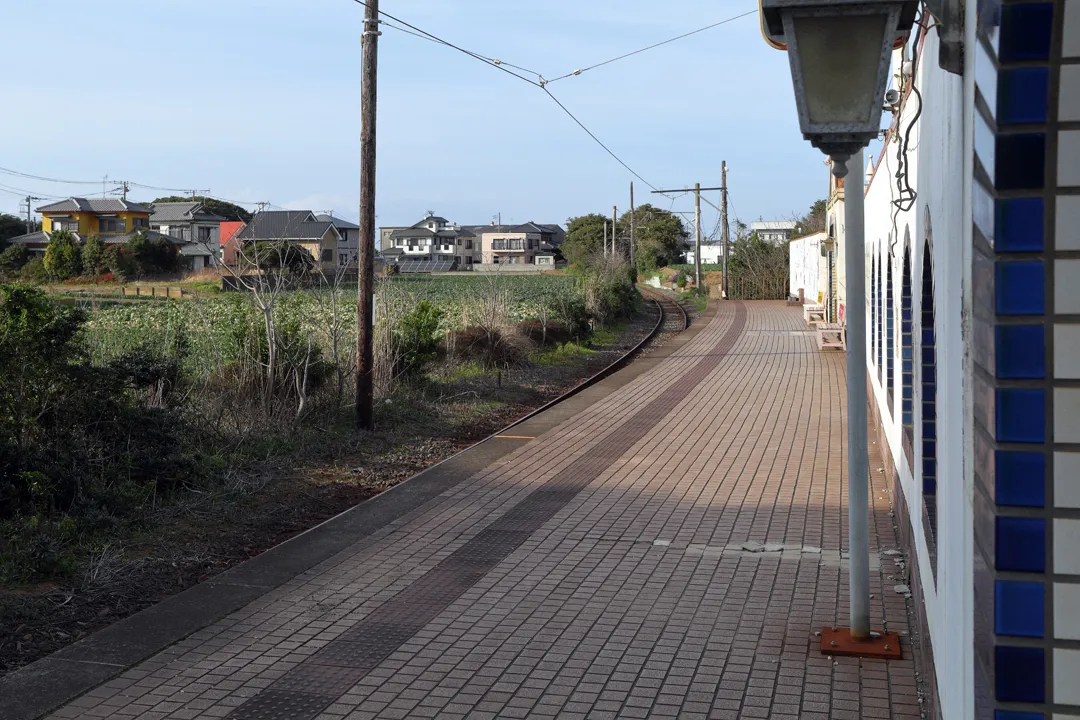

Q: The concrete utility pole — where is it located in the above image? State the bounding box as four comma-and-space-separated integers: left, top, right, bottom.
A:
629, 182, 635, 272
651, 183, 723, 297
24, 195, 41, 234
603, 221, 608, 257
356, 0, 380, 431
721, 162, 730, 299
612, 206, 618, 259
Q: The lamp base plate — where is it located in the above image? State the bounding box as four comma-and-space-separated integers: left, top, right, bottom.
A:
819, 628, 902, 659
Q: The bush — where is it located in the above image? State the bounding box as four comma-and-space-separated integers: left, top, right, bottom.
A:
396, 300, 444, 377
103, 244, 136, 281
127, 231, 180, 277
18, 257, 48, 284
676, 269, 688, 289
446, 326, 531, 368
517, 319, 574, 347
43, 230, 82, 280
0, 244, 29, 279
81, 235, 105, 276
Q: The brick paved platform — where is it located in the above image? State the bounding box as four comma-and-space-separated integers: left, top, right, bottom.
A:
42, 301, 921, 719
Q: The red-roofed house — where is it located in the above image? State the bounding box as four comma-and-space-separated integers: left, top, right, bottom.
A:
220, 221, 245, 266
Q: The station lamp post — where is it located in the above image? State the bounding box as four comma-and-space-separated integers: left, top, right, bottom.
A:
759, 0, 917, 658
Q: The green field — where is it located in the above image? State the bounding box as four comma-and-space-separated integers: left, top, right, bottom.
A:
77, 275, 586, 374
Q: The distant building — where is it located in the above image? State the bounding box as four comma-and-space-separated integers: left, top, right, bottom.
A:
685, 244, 725, 265
377, 215, 564, 272
316, 214, 359, 266
150, 201, 226, 269
750, 220, 798, 244
236, 210, 342, 270
219, 221, 246, 266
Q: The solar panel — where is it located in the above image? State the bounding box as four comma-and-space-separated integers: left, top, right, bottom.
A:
397, 260, 454, 274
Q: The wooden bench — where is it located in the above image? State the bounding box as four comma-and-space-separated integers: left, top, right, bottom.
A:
817, 322, 846, 351
804, 304, 826, 326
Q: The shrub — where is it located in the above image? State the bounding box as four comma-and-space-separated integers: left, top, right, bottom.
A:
517, 319, 573, 346
0, 244, 29, 279
18, 257, 48, 284
446, 326, 531, 368
81, 235, 105, 276
43, 230, 82, 280
103, 244, 136, 281
676, 269, 688, 289
396, 300, 444, 377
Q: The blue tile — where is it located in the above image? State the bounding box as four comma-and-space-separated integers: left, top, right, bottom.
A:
995, 517, 1046, 572
998, 67, 1049, 125
995, 325, 1045, 378
995, 451, 1046, 507
995, 261, 1045, 315
995, 134, 1046, 190
995, 645, 1045, 702
996, 712, 1045, 720
998, 3, 1054, 61
995, 388, 1045, 442
995, 581, 1045, 637
995, 197, 1044, 252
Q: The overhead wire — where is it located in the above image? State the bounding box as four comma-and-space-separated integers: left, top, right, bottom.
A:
545, 9, 758, 85
0, 166, 103, 185
349, 0, 675, 198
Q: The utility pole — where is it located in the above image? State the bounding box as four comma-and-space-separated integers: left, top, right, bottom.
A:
603, 221, 608, 257
629, 182, 635, 272
612, 206, 618, 259
652, 183, 723, 297
24, 195, 42, 234
721, 162, 730, 299
121, 181, 129, 202
356, 0, 380, 431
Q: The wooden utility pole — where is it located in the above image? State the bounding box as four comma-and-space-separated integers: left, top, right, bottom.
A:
721, 161, 730, 299
629, 183, 635, 272
651, 183, 723, 297
356, 0, 380, 431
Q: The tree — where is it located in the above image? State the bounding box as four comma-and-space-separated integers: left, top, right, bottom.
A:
81, 235, 105, 276
0, 214, 29, 247
127, 230, 180, 277
618, 204, 688, 271
152, 196, 252, 223
0, 245, 30, 279
793, 199, 827, 235
562, 214, 608, 267
43, 230, 82, 280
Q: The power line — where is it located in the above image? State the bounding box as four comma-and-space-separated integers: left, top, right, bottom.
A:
349, 1, 670, 197
545, 10, 758, 85
0, 166, 103, 185
349, 0, 544, 88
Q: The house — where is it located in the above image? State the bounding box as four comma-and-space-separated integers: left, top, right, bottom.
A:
149, 202, 226, 269
384, 215, 476, 270
235, 210, 341, 270
685, 244, 725, 265
749, 220, 798, 244
786, 231, 826, 303
6, 196, 186, 260
219, 221, 246, 266
469, 222, 563, 268
316, 214, 359, 267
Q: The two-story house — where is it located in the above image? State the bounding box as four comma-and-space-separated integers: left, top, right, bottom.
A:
750, 220, 798, 244
235, 210, 341, 270
471, 222, 562, 267
384, 215, 479, 269
149, 201, 225, 269
7, 196, 186, 257
316, 214, 359, 267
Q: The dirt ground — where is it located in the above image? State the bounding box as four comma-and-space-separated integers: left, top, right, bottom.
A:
0, 303, 667, 676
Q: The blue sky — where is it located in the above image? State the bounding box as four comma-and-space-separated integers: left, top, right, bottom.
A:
0, 0, 832, 233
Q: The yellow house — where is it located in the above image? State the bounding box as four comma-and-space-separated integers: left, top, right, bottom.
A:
38, 197, 152, 237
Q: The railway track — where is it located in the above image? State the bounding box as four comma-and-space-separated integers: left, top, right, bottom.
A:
639, 286, 689, 333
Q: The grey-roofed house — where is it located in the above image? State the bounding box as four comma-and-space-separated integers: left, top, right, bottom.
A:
236, 210, 342, 270
750, 220, 799, 244
316, 214, 359, 267
385, 215, 475, 269
150, 202, 227, 269
472, 222, 564, 267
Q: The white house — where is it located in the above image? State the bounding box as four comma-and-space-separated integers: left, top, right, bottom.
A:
787, 231, 825, 303
685, 243, 724, 265
825, 4, 1080, 718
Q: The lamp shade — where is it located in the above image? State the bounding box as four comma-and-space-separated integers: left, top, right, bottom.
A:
760, 0, 917, 163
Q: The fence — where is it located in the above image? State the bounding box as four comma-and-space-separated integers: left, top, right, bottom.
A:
725, 275, 789, 300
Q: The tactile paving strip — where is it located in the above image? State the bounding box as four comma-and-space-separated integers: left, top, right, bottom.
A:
228, 303, 748, 720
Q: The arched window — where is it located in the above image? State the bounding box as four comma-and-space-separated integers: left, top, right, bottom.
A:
871, 247, 878, 368
877, 245, 884, 379
902, 241, 914, 428
886, 248, 895, 413
921, 233, 938, 567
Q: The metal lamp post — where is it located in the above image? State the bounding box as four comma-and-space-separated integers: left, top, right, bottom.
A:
760, 0, 916, 659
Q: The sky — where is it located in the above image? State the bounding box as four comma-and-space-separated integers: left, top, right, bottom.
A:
0, 0, 834, 235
